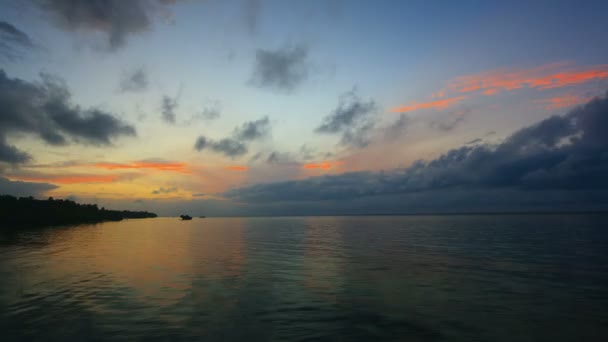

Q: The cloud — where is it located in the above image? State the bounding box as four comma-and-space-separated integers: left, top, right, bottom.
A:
94, 160, 190, 174
233, 116, 271, 140
0, 136, 30, 163
466, 138, 483, 145
200, 106, 221, 120
391, 96, 466, 113
152, 186, 177, 194
266, 151, 295, 165
429, 113, 466, 132
243, 0, 262, 34
0, 177, 57, 197
194, 116, 271, 158
35, 0, 178, 51
0, 70, 136, 163
186, 101, 222, 124
10, 174, 118, 184
250, 44, 309, 92
226, 92, 608, 205
536, 94, 591, 110
303, 162, 335, 170
315, 90, 377, 148
119, 67, 148, 92
383, 113, 411, 140
161, 94, 178, 124
0, 21, 34, 61
194, 136, 247, 157
448, 63, 608, 95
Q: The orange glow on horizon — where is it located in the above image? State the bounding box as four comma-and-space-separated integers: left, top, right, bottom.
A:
391, 96, 466, 113
94, 161, 190, 174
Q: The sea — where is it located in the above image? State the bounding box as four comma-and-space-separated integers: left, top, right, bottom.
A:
1, 215, 607, 341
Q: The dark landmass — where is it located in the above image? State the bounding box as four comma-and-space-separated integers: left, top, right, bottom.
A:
0, 195, 157, 228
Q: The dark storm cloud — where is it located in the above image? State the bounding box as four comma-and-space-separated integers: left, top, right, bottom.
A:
226, 92, 608, 204
0, 21, 34, 61
0, 69, 136, 163
194, 116, 270, 158
119, 67, 148, 93
161, 95, 178, 124
315, 90, 377, 148
250, 44, 309, 92
0, 136, 31, 163
35, 0, 178, 51
0, 177, 57, 197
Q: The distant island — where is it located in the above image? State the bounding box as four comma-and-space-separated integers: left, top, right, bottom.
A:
0, 195, 157, 228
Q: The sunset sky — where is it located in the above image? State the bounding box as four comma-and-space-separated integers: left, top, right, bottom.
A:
1, 0, 608, 215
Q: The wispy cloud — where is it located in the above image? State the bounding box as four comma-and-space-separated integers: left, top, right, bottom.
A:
152, 187, 178, 194
0, 21, 35, 61
315, 89, 377, 148
161, 94, 179, 124
391, 96, 466, 113
119, 67, 148, 93
303, 162, 334, 170
94, 160, 190, 174
535, 94, 591, 110
448, 63, 608, 95
194, 116, 271, 158
10, 174, 118, 184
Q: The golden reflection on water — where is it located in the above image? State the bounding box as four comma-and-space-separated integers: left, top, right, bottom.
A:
301, 217, 344, 304
38, 218, 247, 316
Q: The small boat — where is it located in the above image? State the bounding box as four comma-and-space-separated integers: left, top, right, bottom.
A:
199, 215, 206, 218
179, 215, 192, 220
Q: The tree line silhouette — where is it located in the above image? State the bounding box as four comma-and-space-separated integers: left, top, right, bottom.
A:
0, 195, 157, 228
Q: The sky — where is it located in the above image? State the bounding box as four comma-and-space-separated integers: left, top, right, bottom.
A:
1, 0, 608, 216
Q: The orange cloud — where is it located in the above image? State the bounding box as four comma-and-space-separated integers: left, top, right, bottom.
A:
94, 161, 190, 174
390, 96, 466, 113
224, 165, 248, 171
11, 175, 117, 184
303, 162, 334, 170
536, 94, 591, 110
431, 90, 445, 99
449, 63, 608, 95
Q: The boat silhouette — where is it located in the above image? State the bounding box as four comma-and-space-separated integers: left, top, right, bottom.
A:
179, 215, 192, 220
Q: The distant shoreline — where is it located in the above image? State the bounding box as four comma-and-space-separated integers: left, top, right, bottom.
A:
158, 211, 608, 218
0, 195, 157, 229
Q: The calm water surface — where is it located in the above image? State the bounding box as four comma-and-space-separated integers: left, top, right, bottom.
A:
1, 215, 608, 341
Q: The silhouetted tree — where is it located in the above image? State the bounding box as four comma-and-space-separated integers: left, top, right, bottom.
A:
0, 194, 157, 229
